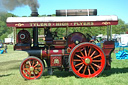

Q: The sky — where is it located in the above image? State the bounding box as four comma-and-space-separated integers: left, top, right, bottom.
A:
6, 0, 128, 23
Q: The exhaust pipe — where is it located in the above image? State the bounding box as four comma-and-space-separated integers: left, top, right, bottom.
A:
31, 11, 39, 48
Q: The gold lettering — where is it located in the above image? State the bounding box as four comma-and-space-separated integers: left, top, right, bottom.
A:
80, 22, 83, 25
43, 23, 47, 26
76, 23, 79, 25
54, 59, 59, 64
30, 23, 33, 26
40, 23, 44, 26
102, 22, 111, 25
91, 22, 94, 25
37, 23, 40, 26
54, 23, 68, 26
56, 23, 60, 26
33, 23, 36, 26
52, 23, 55, 26
83, 22, 87, 25
29, 22, 94, 27
86, 22, 90, 25
67, 23, 69, 26
61, 23, 64, 26
48, 23, 51, 26
74, 23, 77, 26
74, 22, 83, 26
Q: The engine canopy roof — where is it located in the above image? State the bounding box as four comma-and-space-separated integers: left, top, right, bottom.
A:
6, 16, 118, 28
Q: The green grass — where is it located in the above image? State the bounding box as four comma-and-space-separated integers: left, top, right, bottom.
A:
1, 45, 128, 85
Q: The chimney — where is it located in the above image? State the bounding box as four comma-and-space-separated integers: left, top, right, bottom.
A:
31, 12, 39, 17
31, 11, 39, 48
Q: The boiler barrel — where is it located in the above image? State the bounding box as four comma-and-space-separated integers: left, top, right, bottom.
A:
56, 9, 97, 16
26, 49, 64, 58
26, 50, 41, 57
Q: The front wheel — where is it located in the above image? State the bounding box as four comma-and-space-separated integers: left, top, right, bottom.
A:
69, 42, 106, 78
20, 56, 44, 80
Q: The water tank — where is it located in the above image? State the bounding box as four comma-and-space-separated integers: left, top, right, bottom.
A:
56, 9, 97, 16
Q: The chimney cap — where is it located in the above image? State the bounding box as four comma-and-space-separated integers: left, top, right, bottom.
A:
31, 12, 39, 17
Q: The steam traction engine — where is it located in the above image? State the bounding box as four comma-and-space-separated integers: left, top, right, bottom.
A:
6, 9, 118, 80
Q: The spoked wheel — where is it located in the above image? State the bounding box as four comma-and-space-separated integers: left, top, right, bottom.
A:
20, 56, 44, 80
69, 42, 106, 78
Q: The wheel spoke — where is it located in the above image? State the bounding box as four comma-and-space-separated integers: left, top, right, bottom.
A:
92, 54, 101, 59
34, 70, 40, 74
75, 54, 82, 59
28, 61, 32, 67
32, 60, 35, 66
90, 51, 96, 58
70, 43, 106, 78
33, 72, 36, 79
35, 67, 41, 70
20, 57, 44, 80
73, 59, 81, 62
83, 65, 87, 74
23, 68, 29, 71
84, 49, 87, 57
80, 51, 84, 57
34, 62, 39, 67
88, 66, 91, 75
90, 64, 96, 72
24, 71, 29, 76
92, 63, 101, 69
88, 47, 92, 56
75, 62, 83, 67
29, 72, 31, 78
78, 64, 84, 72
92, 60, 101, 62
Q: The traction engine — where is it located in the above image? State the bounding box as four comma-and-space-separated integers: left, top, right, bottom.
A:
6, 9, 118, 80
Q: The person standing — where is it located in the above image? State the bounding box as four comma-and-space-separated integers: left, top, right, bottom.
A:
4, 44, 7, 53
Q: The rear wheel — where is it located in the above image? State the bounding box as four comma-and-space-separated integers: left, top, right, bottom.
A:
20, 56, 44, 80
69, 42, 106, 78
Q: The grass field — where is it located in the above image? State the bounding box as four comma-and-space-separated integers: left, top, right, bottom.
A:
1, 45, 128, 85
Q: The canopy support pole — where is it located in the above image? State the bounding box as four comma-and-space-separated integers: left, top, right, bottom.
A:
13, 27, 17, 45
66, 26, 68, 37
107, 26, 109, 41
110, 25, 112, 41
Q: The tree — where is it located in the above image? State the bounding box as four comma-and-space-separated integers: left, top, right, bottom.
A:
0, 12, 16, 41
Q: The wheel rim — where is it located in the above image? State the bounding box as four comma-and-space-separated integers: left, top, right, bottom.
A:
69, 43, 106, 78
20, 57, 43, 80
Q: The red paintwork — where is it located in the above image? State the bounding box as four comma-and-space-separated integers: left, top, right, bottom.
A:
7, 21, 118, 28
42, 50, 64, 57
17, 30, 31, 43
53, 40, 66, 49
69, 43, 106, 78
67, 32, 87, 50
67, 47, 72, 53
68, 43, 76, 52
54, 46, 65, 49
50, 56, 62, 67
102, 41, 115, 56
53, 40, 66, 45
102, 41, 115, 70
20, 57, 44, 80
14, 46, 30, 50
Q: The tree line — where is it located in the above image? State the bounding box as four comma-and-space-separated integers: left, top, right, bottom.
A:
0, 12, 16, 41
0, 13, 128, 41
